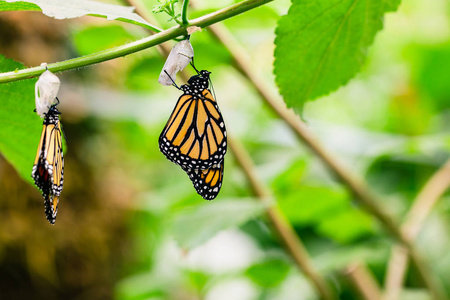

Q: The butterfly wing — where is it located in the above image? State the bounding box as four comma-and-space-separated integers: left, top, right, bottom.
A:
31, 107, 64, 224
182, 161, 224, 200
159, 88, 227, 169
47, 119, 64, 197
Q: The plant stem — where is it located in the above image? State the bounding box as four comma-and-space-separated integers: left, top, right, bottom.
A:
200, 18, 447, 300
384, 159, 450, 299
345, 262, 382, 300
229, 137, 336, 300
181, 0, 190, 25
0, 0, 273, 84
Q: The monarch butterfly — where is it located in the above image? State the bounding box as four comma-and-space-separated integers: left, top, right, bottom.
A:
159, 70, 227, 170
159, 68, 227, 200
182, 161, 224, 200
31, 103, 64, 224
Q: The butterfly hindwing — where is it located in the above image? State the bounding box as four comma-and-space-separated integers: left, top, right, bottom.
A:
182, 161, 224, 200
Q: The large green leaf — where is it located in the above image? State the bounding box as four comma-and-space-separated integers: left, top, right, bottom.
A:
245, 259, 291, 287
0, 0, 160, 31
317, 209, 375, 243
276, 185, 348, 225
172, 198, 266, 249
274, 0, 401, 112
0, 55, 41, 184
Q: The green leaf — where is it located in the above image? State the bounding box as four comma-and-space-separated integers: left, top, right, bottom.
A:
0, 55, 41, 184
272, 159, 307, 196
245, 259, 290, 287
115, 271, 166, 300
412, 43, 450, 111
317, 209, 375, 243
0, 0, 161, 31
366, 154, 438, 197
274, 0, 401, 112
172, 198, 266, 249
277, 185, 349, 225
0, 1, 39, 10
187, 271, 210, 292
125, 56, 164, 91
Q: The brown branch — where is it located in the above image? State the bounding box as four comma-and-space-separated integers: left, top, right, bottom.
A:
402, 159, 450, 239
384, 245, 409, 300
345, 262, 382, 300
384, 159, 450, 299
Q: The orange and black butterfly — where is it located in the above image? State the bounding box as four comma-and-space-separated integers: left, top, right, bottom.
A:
159, 69, 227, 200
32, 103, 64, 224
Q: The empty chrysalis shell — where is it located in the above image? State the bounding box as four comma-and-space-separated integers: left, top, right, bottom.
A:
158, 39, 194, 86
35, 69, 60, 118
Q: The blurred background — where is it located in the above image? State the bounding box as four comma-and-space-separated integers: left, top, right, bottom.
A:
0, 0, 450, 299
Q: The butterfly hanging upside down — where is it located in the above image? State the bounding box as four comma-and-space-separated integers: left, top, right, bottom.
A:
159, 69, 227, 200
32, 102, 64, 224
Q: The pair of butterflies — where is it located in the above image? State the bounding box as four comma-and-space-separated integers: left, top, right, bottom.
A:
159, 69, 227, 200
31, 67, 225, 224
31, 101, 64, 224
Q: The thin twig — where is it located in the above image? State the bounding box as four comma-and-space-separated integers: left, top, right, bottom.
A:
229, 137, 336, 300
402, 159, 450, 239
0, 0, 273, 84
384, 159, 450, 299
181, 0, 190, 25
346, 262, 382, 300
198, 17, 447, 300
384, 245, 409, 300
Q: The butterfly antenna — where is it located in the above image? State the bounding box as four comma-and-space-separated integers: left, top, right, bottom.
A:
49, 97, 62, 115
164, 70, 181, 90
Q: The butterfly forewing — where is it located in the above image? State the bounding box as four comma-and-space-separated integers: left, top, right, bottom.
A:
159, 74, 227, 170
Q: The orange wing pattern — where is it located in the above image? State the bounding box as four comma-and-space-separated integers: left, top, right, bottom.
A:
159, 70, 227, 200
183, 161, 224, 200
32, 105, 64, 224
159, 72, 227, 170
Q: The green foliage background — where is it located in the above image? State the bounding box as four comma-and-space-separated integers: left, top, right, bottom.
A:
0, 0, 449, 299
